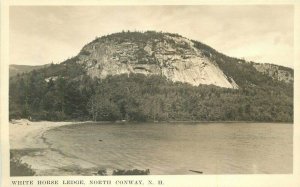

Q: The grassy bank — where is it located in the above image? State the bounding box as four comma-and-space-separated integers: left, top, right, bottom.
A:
10, 150, 35, 176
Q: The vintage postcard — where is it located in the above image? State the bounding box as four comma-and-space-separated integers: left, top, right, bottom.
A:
1, 0, 300, 187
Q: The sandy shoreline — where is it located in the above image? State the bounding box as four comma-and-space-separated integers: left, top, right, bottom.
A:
10, 119, 80, 149
10, 119, 98, 176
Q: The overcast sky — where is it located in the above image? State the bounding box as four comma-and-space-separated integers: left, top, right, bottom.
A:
10, 5, 294, 67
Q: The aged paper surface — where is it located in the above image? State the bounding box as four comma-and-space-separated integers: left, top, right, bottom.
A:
1, 0, 300, 187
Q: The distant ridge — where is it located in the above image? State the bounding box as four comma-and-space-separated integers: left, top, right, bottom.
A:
9, 64, 50, 77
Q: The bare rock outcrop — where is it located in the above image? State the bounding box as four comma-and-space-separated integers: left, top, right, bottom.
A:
253, 63, 293, 84
76, 32, 238, 89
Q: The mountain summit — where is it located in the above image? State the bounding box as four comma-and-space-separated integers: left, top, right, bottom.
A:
77, 31, 239, 89
10, 31, 293, 89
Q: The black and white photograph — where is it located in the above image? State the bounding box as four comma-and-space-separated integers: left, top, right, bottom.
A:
1, 2, 300, 187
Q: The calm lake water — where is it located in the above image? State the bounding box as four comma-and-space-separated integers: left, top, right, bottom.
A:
44, 122, 293, 174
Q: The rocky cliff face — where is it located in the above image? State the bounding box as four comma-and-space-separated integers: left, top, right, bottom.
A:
75, 32, 238, 89
253, 63, 293, 84
51, 31, 293, 89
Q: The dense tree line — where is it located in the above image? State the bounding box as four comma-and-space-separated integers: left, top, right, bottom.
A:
9, 68, 293, 122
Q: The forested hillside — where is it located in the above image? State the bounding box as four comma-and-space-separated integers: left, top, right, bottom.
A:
9, 70, 293, 122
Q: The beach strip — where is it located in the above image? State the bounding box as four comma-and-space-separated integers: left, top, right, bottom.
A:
9, 119, 97, 176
